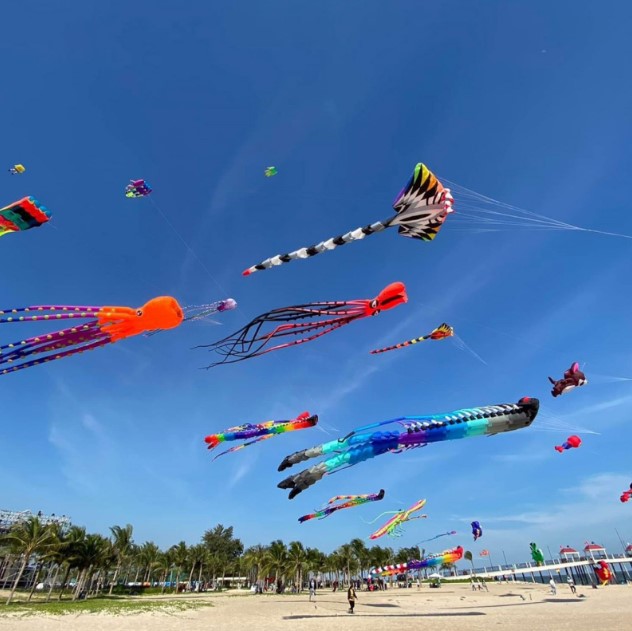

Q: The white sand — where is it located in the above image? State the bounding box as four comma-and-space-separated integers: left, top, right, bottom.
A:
0, 582, 630, 631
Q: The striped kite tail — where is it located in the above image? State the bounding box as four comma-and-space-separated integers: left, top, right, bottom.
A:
370, 335, 428, 355
242, 220, 390, 276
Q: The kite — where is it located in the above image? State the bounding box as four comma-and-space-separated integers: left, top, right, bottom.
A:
530, 542, 545, 566
370, 323, 453, 355
620, 484, 632, 503
548, 362, 587, 397
298, 489, 385, 523
278, 397, 540, 498
0, 197, 51, 238
125, 179, 152, 198
0, 296, 232, 375
8, 164, 25, 175
418, 531, 457, 544
371, 546, 464, 576
471, 521, 482, 541
593, 561, 612, 586
197, 281, 408, 367
554, 435, 581, 453
264, 166, 278, 177
368, 499, 427, 539
243, 163, 453, 275
479, 549, 490, 557
204, 412, 318, 460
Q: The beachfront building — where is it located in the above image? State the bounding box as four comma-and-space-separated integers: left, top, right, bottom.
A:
584, 542, 607, 560
559, 546, 580, 562
0, 508, 71, 535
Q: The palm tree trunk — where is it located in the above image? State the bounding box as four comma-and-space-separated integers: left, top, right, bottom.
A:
6, 555, 29, 605
108, 564, 121, 595
46, 564, 62, 602
27, 562, 43, 601
58, 564, 73, 601
160, 570, 167, 594
188, 563, 196, 591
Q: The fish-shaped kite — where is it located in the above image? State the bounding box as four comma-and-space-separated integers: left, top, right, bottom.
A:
370, 323, 453, 354
204, 412, 318, 460
298, 490, 385, 523
243, 163, 453, 275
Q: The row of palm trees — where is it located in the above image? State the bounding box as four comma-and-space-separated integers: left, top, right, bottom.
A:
0, 517, 450, 606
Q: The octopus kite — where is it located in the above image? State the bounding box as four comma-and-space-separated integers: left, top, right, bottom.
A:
370, 547, 464, 576
204, 412, 318, 460
277, 397, 540, 498
548, 362, 587, 397
298, 489, 385, 523
1, 197, 51, 238
125, 179, 152, 198
368, 499, 427, 539
554, 435, 581, 453
619, 484, 632, 503
243, 163, 453, 275
471, 521, 482, 541
370, 323, 453, 355
0, 296, 235, 375
198, 282, 407, 367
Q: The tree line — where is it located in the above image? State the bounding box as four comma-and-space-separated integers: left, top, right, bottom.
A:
0, 516, 447, 605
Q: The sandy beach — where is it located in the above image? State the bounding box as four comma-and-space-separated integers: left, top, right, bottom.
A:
1, 582, 630, 631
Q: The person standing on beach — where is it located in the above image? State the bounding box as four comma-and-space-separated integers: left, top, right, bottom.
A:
347, 584, 358, 614
549, 578, 557, 595
567, 577, 576, 595
309, 577, 316, 602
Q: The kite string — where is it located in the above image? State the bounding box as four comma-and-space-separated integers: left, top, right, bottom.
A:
148, 197, 249, 322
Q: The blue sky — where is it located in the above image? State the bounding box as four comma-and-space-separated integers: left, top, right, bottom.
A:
2, 1, 632, 564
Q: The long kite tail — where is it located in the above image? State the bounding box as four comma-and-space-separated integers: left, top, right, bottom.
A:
370, 323, 454, 355
370, 334, 431, 355
242, 218, 392, 276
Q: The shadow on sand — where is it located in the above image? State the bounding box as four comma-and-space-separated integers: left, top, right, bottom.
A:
284, 612, 486, 620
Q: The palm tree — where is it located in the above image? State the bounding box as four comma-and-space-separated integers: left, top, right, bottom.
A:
108, 524, 134, 595
464, 550, 475, 577
264, 540, 288, 590
2, 517, 57, 605
156, 550, 175, 594
287, 541, 307, 590
335, 543, 357, 586
186, 544, 206, 590
138, 541, 161, 584
72, 534, 112, 600
349, 538, 370, 580
169, 541, 188, 593
57, 526, 86, 601
243, 544, 267, 587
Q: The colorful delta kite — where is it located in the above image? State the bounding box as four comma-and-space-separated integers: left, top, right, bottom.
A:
368, 499, 427, 540
0, 197, 51, 238
594, 561, 613, 585
278, 397, 540, 498
204, 412, 318, 460
554, 435, 582, 453
620, 484, 632, 503
0, 296, 234, 375
418, 531, 457, 544
530, 542, 545, 566
125, 179, 152, 198
264, 166, 278, 177
471, 521, 482, 541
8, 164, 25, 175
370, 323, 453, 355
298, 490, 385, 523
243, 163, 453, 275
370, 547, 464, 576
548, 362, 587, 397
198, 282, 407, 367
